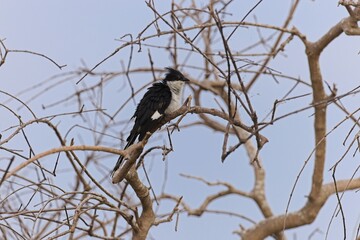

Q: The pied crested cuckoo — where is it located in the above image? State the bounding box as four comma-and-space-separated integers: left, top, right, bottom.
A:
112, 67, 189, 175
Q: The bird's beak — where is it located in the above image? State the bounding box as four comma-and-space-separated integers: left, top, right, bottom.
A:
183, 77, 190, 82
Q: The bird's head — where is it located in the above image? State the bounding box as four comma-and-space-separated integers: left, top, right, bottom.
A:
163, 67, 189, 82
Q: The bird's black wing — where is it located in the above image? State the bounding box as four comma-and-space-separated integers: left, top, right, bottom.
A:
131, 82, 172, 140
112, 82, 171, 175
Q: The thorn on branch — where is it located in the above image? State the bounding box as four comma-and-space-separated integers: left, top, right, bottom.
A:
166, 128, 174, 154
139, 158, 159, 206
52, 152, 60, 176
87, 208, 97, 236
0, 156, 15, 186
79, 104, 85, 113
356, 134, 360, 154
64, 206, 71, 229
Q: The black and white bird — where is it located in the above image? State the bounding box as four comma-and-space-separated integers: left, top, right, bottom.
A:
112, 67, 189, 175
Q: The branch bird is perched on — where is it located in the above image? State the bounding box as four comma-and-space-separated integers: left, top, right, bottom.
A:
112, 67, 189, 176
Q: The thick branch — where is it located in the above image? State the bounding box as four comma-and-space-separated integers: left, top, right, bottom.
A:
241, 178, 360, 239
306, 44, 327, 200
125, 169, 155, 240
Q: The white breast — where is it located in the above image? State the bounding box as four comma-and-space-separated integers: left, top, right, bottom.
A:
165, 81, 185, 114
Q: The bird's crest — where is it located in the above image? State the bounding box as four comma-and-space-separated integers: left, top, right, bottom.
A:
164, 67, 188, 82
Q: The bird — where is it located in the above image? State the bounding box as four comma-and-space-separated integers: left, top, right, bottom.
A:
112, 67, 189, 176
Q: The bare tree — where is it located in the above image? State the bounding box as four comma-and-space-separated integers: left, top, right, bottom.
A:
1, 1, 360, 240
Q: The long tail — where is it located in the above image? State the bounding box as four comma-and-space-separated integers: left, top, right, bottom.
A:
111, 132, 137, 176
